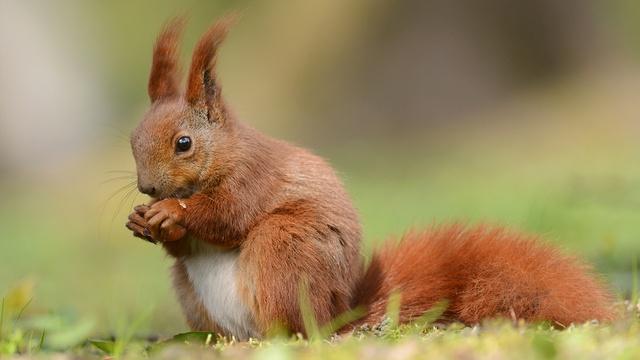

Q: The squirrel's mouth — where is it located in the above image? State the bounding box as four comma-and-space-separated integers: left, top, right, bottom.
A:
167, 185, 197, 199
151, 185, 197, 200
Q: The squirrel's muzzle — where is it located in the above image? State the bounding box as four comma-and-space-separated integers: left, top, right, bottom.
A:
138, 183, 157, 196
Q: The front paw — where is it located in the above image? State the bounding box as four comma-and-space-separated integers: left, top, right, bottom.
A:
144, 199, 187, 242
126, 204, 156, 243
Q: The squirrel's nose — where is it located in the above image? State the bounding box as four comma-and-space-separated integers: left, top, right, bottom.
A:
138, 184, 157, 196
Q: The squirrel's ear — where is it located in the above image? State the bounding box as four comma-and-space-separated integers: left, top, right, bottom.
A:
185, 15, 235, 123
148, 18, 185, 103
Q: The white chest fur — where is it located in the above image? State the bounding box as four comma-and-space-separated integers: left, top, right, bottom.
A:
183, 244, 258, 340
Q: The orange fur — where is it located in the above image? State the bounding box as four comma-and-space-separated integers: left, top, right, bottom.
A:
185, 15, 235, 121
238, 198, 359, 334
148, 18, 185, 102
125, 17, 614, 339
351, 225, 613, 328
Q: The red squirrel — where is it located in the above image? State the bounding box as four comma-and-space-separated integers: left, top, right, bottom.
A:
125, 17, 613, 339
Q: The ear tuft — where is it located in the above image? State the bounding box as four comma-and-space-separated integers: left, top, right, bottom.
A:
148, 17, 186, 103
186, 15, 236, 122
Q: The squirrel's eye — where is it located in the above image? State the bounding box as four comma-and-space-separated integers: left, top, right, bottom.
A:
175, 136, 192, 152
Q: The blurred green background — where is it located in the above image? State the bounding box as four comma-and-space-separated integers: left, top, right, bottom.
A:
1, 0, 639, 336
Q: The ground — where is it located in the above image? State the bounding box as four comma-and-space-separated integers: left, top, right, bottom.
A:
2, 300, 640, 359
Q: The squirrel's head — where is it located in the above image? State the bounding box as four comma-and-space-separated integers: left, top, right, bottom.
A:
131, 17, 235, 199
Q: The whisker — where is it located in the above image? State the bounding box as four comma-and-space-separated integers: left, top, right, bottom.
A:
110, 185, 139, 229
102, 123, 132, 143
105, 170, 136, 175
98, 180, 137, 242
101, 176, 136, 185
129, 191, 142, 214
100, 180, 138, 209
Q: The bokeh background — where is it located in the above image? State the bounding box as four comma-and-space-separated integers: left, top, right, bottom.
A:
1, 0, 639, 337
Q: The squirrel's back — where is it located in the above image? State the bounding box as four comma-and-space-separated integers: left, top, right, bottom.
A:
351, 224, 613, 328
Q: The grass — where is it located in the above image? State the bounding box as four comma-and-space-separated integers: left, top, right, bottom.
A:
1, 295, 640, 359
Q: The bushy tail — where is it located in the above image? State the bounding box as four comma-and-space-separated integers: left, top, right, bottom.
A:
350, 224, 614, 328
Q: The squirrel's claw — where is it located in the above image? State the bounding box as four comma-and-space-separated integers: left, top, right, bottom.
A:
126, 220, 157, 244
127, 208, 157, 244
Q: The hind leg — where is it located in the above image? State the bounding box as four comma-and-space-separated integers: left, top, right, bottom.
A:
238, 213, 352, 335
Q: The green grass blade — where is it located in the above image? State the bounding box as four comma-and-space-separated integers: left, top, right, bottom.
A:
38, 329, 45, 351
13, 297, 32, 326
89, 339, 116, 355
632, 256, 638, 306
385, 292, 402, 328
319, 306, 366, 337
413, 300, 449, 331
0, 297, 4, 341
298, 279, 321, 342
170, 331, 216, 344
